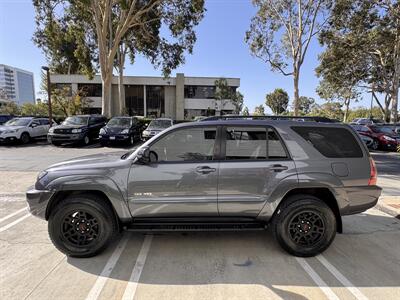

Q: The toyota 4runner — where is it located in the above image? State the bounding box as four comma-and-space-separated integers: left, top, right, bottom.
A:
26, 117, 381, 257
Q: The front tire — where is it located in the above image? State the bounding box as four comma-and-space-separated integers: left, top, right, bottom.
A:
272, 195, 336, 257
20, 132, 30, 144
48, 195, 118, 257
82, 135, 90, 146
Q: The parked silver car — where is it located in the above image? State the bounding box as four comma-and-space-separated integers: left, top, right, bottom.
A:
141, 118, 173, 140
26, 117, 381, 258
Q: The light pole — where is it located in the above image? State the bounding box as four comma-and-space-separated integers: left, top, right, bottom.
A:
41, 66, 53, 126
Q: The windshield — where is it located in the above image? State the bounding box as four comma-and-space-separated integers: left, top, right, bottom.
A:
148, 119, 172, 129
62, 116, 89, 126
5, 118, 31, 126
108, 117, 131, 127
371, 126, 395, 134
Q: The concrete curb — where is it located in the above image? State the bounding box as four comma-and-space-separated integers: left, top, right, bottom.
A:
375, 196, 400, 219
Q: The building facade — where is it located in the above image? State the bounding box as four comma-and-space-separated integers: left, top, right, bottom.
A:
50, 73, 240, 120
0, 64, 35, 105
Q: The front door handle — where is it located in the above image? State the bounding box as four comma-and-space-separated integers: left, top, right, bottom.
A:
196, 166, 216, 174
269, 164, 288, 172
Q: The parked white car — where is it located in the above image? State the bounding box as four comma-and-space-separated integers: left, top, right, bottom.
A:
0, 117, 54, 144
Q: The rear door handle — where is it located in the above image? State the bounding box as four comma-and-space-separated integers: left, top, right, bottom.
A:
269, 164, 288, 172
196, 166, 216, 174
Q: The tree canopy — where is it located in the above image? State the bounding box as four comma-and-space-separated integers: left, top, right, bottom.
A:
265, 88, 289, 115
33, 0, 206, 117
246, 0, 332, 115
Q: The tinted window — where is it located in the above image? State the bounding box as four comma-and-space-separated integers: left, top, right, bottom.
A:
78, 84, 102, 97
268, 128, 287, 158
225, 127, 267, 160
224, 127, 287, 160
151, 127, 216, 162
39, 119, 49, 125
292, 126, 363, 158
184, 86, 215, 99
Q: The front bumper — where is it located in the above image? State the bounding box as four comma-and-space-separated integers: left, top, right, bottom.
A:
341, 185, 382, 215
0, 135, 19, 143
48, 133, 85, 143
100, 134, 130, 142
26, 187, 55, 220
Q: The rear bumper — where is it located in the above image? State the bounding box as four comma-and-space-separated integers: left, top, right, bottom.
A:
341, 185, 382, 215
26, 187, 55, 220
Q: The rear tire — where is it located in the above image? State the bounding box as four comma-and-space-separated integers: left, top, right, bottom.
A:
272, 195, 336, 257
371, 139, 379, 150
48, 194, 118, 258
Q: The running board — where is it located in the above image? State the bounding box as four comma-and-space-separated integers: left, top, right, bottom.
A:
124, 222, 267, 232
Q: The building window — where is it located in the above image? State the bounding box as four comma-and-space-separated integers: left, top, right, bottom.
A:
78, 83, 102, 97
146, 86, 164, 118
125, 85, 144, 116
184, 108, 216, 120
184, 86, 215, 99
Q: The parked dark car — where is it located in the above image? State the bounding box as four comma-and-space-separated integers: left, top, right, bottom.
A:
48, 115, 107, 146
99, 116, 145, 146
351, 124, 399, 151
0, 114, 13, 125
27, 116, 381, 258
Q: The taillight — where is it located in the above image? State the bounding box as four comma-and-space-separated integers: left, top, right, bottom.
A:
368, 157, 377, 185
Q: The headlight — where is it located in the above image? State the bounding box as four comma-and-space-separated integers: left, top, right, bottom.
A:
382, 135, 395, 141
121, 128, 129, 134
71, 128, 83, 133
142, 130, 150, 136
48, 127, 54, 133
4, 129, 17, 134
99, 128, 106, 135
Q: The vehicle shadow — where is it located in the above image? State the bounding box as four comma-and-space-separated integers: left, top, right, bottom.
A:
67, 212, 400, 293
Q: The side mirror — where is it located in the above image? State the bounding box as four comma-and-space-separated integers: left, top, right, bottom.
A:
136, 146, 150, 164
136, 146, 158, 164
31, 123, 38, 128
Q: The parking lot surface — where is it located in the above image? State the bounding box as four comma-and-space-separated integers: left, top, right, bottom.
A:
1, 142, 399, 300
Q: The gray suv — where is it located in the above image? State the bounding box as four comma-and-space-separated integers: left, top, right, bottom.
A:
26, 118, 381, 257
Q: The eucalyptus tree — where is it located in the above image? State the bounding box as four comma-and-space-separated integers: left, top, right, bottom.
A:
265, 88, 289, 115
246, 0, 332, 116
317, 0, 399, 122
33, 0, 205, 117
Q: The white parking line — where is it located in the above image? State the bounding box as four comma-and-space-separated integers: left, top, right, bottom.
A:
122, 235, 153, 300
0, 207, 27, 223
316, 255, 369, 300
295, 257, 339, 300
85, 235, 130, 300
0, 213, 30, 233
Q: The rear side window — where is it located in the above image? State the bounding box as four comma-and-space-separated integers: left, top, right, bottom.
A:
292, 126, 363, 158
39, 119, 49, 125
224, 127, 287, 160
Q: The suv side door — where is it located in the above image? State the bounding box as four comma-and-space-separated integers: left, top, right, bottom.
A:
29, 119, 42, 137
127, 125, 220, 217
217, 126, 297, 217
39, 118, 50, 136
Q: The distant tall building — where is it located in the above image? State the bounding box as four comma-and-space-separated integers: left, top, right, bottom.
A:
0, 64, 35, 105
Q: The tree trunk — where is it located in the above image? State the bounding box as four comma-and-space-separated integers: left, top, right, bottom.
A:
293, 70, 300, 116
391, 18, 400, 123
343, 98, 350, 123
102, 73, 112, 118
384, 95, 391, 123
118, 67, 125, 115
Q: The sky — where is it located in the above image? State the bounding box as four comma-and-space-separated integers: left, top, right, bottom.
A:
0, 0, 372, 113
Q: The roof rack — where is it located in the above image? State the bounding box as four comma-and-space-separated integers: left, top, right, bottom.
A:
200, 115, 340, 123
